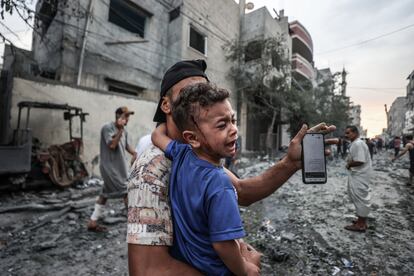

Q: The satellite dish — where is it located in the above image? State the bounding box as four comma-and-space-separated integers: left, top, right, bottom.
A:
245, 2, 254, 10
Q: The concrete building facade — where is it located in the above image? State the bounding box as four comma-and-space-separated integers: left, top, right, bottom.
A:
349, 103, 362, 131
31, 0, 240, 100
388, 96, 408, 137
2, 0, 319, 166
403, 70, 414, 134
24, 0, 296, 152
290, 20, 316, 88
241, 7, 292, 151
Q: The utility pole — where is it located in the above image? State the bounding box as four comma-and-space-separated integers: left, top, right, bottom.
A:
384, 104, 389, 134
340, 67, 347, 96
237, 0, 245, 128
77, 0, 95, 86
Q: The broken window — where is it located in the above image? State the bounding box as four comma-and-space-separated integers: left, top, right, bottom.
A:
169, 6, 180, 22
189, 26, 206, 55
38, 0, 58, 37
108, 0, 152, 37
105, 78, 144, 97
271, 51, 286, 70
245, 40, 262, 62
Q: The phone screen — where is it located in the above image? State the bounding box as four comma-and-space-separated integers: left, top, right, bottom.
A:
302, 133, 327, 184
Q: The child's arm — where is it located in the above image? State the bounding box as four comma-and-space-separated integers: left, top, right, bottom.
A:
212, 240, 260, 276
151, 123, 172, 152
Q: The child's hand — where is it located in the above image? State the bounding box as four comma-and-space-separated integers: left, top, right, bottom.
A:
245, 262, 260, 276
152, 123, 171, 151
240, 241, 261, 268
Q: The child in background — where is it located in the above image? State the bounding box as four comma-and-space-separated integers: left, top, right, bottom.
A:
152, 83, 259, 275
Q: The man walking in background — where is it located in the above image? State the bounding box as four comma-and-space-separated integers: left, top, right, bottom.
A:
344, 125, 372, 232
392, 135, 414, 186
394, 136, 402, 157
87, 107, 137, 232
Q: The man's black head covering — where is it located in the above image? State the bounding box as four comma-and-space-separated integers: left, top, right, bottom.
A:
153, 59, 208, 123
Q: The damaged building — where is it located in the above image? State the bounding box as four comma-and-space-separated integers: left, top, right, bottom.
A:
388, 97, 408, 137
386, 70, 414, 137
1, 0, 323, 177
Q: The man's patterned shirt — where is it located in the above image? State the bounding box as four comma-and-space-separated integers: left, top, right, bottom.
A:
127, 145, 173, 246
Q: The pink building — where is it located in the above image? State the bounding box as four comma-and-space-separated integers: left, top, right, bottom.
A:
289, 20, 315, 87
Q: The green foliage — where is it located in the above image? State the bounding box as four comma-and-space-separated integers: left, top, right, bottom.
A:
1, 0, 14, 19
225, 36, 291, 119
225, 35, 351, 141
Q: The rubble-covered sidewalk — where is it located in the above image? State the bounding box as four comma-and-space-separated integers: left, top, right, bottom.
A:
242, 150, 414, 275
1, 150, 413, 275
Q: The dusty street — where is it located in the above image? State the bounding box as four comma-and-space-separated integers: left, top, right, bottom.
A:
1, 150, 413, 275
241, 150, 414, 275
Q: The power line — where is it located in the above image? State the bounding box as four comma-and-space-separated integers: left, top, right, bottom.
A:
156, 0, 232, 44
349, 86, 405, 90
11, 0, 232, 63
348, 86, 406, 95
89, 0, 232, 75
7, 1, 233, 77
317, 22, 414, 55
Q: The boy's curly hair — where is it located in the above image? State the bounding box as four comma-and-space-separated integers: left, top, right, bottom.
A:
172, 83, 230, 132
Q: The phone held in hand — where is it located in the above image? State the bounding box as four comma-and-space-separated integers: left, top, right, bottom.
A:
301, 133, 327, 184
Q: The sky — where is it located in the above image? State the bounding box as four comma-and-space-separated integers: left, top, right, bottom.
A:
1, 1, 414, 137
250, 0, 414, 136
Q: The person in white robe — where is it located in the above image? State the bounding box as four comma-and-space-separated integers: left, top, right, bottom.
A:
344, 125, 372, 232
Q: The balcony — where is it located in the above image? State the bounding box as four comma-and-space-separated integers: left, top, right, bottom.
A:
292, 53, 315, 82
290, 21, 313, 63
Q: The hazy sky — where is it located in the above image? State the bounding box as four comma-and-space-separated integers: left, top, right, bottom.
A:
251, 0, 414, 136
1, 1, 414, 136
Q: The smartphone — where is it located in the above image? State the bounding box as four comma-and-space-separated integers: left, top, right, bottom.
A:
301, 133, 327, 184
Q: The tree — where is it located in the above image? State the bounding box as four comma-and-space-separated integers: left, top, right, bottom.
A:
225, 36, 294, 155
0, 0, 34, 45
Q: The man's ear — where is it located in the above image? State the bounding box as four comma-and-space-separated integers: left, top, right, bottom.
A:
160, 96, 172, 115
183, 130, 200, 148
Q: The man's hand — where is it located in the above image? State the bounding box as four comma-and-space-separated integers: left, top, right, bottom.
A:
130, 152, 138, 165
285, 123, 338, 170
116, 116, 127, 129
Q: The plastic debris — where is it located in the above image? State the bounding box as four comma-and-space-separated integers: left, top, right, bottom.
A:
332, 266, 341, 275
341, 258, 353, 268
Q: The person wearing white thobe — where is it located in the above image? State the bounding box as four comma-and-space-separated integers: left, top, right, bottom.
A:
344, 126, 372, 232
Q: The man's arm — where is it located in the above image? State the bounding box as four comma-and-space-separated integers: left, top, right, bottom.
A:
126, 143, 137, 157
213, 240, 260, 276
151, 123, 172, 152
230, 123, 337, 206
346, 161, 364, 169
128, 244, 202, 276
108, 116, 126, 150
392, 144, 412, 160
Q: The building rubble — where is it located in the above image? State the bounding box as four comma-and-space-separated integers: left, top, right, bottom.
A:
0, 150, 413, 275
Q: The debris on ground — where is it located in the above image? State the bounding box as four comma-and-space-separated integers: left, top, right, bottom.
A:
0, 150, 413, 275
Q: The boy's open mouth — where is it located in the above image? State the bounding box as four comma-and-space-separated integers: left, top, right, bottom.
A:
226, 140, 236, 150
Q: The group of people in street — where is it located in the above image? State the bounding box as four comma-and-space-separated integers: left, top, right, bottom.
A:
337, 136, 385, 161
82, 58, 413, 274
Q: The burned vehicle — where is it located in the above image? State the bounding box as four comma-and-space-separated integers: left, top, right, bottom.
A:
0, 101, 89, 188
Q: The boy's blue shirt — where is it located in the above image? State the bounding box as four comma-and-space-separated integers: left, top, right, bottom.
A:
165, 140, 245, 275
